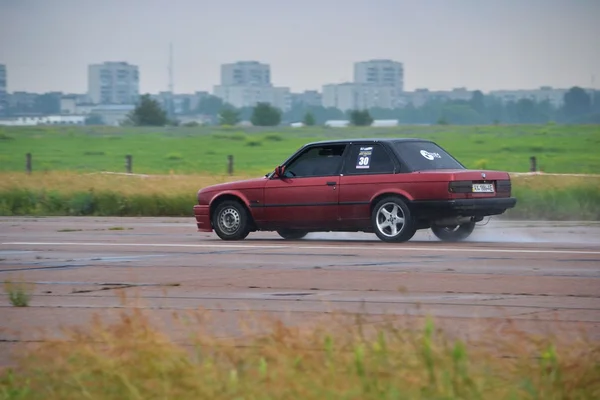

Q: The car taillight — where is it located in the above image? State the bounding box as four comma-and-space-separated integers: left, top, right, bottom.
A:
496, 179, 511, 193
448, 180, 472, 193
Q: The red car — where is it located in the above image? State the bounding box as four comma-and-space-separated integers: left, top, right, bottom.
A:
193, 138, 517, 242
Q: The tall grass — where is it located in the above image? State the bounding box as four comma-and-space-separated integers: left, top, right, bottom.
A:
1, 172, 599, 219
1, 307, 598, 399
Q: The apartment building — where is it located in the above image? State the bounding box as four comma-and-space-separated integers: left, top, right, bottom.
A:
354, 59, 404, 91
322, 83, 398, 111
489, 87, 568, 107
213, 85, 291, 111
398, 87, 474, 107
88, 62, 139, 105
214, 61, 291, 111
291, 90, 322, 107
220, 61, 271, 86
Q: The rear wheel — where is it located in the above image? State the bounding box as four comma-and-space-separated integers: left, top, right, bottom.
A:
431, 221, 475, 242
212, 200, 250, 240
371, 196, 416, 243
277, 230, 308, 240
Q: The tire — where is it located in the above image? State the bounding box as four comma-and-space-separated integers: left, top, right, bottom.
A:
371, 196, 416, 243
431, 221, 475, 242
212, 200, 250, 241
277, 230, 308, 240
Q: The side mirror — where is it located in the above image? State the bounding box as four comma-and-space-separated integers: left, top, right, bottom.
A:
274, 165, 285, 178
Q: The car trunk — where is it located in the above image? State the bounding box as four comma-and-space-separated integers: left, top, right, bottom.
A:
417, 169, 512, 199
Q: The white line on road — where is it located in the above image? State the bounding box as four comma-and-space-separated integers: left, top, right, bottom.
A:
3, 242, 600, 255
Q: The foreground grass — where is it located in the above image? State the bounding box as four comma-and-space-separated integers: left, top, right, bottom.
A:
1, 124, 600, 174
1, 308, 598, 399
1, 172, 599, 220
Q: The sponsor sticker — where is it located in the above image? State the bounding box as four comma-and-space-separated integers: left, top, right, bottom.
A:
356, 146, 373, 169
420, 150, 441, 160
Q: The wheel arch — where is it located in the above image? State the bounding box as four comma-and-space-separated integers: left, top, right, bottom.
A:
369, 191, 413, 215
209, 192, 257, 230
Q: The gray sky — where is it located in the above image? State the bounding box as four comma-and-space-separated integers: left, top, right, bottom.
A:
1, 0, 599, 94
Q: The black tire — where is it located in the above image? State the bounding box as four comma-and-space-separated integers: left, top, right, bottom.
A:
277, 230, 308, 240
431, 221, 475, 242
371, 196, 416, 243
212, 200, 250, 241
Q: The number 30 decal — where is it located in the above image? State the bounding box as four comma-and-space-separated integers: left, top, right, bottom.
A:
358, 156, 369, 166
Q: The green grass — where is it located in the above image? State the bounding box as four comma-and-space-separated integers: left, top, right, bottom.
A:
0, 308, 598, 399
1, 124, 599, 174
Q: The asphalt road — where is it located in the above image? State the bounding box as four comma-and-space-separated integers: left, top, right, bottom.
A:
1, 217, 599, 365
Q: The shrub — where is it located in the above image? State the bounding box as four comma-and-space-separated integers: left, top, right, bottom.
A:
264, 134, 283, 142
3, 280, 33, 307
246, 140, 262, 147
165, 152, 184, 161
474, 159, 488, 169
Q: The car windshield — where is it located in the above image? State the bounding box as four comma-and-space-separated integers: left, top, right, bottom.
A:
391, 141, 465, 171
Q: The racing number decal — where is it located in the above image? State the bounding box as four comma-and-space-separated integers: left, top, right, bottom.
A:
356, 146, 373, 169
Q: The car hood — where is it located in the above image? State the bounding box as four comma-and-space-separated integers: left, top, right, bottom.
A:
199, 176, 268, 193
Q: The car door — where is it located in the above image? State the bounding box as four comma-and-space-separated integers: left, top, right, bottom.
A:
338, 143, 398, 228
263, 144, 347, 229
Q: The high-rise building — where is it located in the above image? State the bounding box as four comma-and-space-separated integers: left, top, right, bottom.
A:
0, 64, 7, 117
220, 61, 271, 86
88, 62, 139, 105
354, 59, 404, 91
214, 61, 291, 112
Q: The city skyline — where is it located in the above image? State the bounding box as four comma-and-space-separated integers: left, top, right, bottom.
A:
1, 0, 599, 94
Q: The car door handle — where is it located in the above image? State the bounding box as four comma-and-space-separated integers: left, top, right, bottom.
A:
326, 181, 337, 186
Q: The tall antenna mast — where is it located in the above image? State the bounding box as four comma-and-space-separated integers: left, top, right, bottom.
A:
168, 42, 174, 118
169, 42, 174, 94
591, 74, 596, 107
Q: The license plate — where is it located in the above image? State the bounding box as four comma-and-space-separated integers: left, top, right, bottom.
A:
472, 183, 495, 193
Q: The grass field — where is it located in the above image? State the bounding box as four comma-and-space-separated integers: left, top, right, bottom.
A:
1, 124, 600, 174
1, 307, 598, 399
1, 172, 599, 220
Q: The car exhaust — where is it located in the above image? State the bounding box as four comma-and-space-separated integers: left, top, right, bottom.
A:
433, 216, 474, 227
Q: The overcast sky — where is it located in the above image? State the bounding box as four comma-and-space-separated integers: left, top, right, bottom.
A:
1, 0, 599, 94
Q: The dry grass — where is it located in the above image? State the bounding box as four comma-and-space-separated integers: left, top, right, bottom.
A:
0, 171, 597, 194
511, 173, 600, 190
1, 172, 599, 219
0, 306, 598, 399
0, 171, 254, 196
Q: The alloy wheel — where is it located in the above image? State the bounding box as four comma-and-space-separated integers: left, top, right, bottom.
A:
376, 202, 406, 238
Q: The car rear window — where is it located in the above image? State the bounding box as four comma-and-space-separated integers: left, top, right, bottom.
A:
392, 141, 465, 171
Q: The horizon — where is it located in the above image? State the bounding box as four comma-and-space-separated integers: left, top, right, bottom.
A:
1, 0, 599, 94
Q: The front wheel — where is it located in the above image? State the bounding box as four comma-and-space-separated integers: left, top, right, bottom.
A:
431, 221, 475, 242
277, 230, 308, 240
212, 200, 250, 240
371, 196, 416, 243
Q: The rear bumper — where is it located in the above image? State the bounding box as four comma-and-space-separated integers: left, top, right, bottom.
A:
410, 197, 517, 219
193, 205, 212, 232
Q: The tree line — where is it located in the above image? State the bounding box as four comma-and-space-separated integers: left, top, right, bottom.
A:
128, 86, 598, 127
192, 86, 599, 126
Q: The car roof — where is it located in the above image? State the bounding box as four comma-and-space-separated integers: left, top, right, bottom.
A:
303, 138, 434, 147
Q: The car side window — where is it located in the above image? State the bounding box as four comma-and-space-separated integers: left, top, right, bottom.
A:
284, 144, 347, 178
344, 144, 395, 175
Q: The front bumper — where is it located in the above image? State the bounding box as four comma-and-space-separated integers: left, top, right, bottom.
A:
193, 205, 212, 232
410, 197, 517, 219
